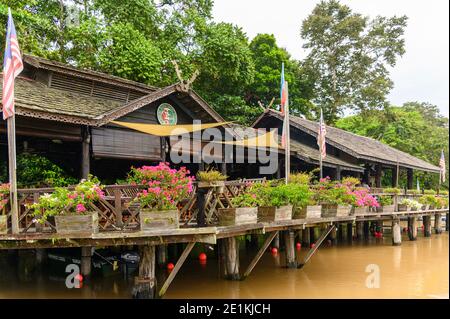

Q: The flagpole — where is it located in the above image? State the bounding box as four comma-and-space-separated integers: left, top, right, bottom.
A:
7, 114, 19, 233
319, 145, 323, 179
284, 82, 290, 184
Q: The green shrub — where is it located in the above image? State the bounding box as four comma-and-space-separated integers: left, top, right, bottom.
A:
383, 187, 401, 194
439, 190, 449, 195
196, 169, 227, 182
289, 172, 312, 185
406, 189, 420, 195
419, 195, 438, 207
378, 196, 393, 206
424, 189, 436, 195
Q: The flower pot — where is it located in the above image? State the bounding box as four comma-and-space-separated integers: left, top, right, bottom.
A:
0, 215, 7, 234
321, 204, 352, 218
353, 206, 369, 216
140, 209, 179, 231
293, 205, 322, 219
197, 181, 225, 194
397, 204, 410, 212
54, 212, 99, 235
218, 207, 257, 226
421, 204, 428, 211
258, 205, 293, 223
376, 205, 395, 213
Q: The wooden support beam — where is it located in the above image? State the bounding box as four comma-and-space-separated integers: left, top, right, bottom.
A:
375, 164, 382, 188
284, 230, 296, 268
423, 215, 432, 237
446, 213, 449, 232
407, 168, 413, 190
309, 227, 316, 244
329, 226, 337, 245
364, 221, 370, 239
392, 219, 401, 246
81, 126, 90, 179
391, 166, 398, 187
335, 165, 341, 181
302, 228, 310, 246
408, 217, 417, 241
434, 213, 442, 234
132, 245, 156, 299
222, 237, 240, 280
242, 231, 278, 279
81, 246, 92, 277
356, 221, 364, 240
157, 244, 167, 267
346, 223, 353, 242
158, 242, 195, 297
298, 225, 335, 269
272, 232, 280, 249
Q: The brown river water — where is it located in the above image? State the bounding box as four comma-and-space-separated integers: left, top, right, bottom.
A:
0, 229, 448, 299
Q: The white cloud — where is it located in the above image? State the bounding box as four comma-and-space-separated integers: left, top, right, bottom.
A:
213, 0, 449, 116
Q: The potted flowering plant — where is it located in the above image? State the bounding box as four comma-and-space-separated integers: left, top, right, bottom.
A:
257, 183, 298, 222
436, 196, 448, 209
196, 169, 227, 193
128, 163, 194, 230
0, 183, 9, 234
376, 196, 395, 213
418, 195, 438, 210
352, 188, 380, 216
398, 198, 421, 211
314, 177, 354, 218
218, 183, 263, 226
30, 178, 104, 234
383, 187, 402, 195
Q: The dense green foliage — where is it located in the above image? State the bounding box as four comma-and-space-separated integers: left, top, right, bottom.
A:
0, 153, 78, 188
336, 102, 449, 189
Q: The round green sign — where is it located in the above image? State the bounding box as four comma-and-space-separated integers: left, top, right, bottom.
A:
157, 103, 178, 125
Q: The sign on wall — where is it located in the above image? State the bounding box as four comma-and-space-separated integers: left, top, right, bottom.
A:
157, 103, 178, 125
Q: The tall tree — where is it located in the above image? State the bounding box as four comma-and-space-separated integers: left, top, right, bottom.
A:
301, 0, 407, 123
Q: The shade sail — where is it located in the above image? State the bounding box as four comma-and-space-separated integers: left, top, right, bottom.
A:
222, 129, 281, 149
111, 120, 231, 137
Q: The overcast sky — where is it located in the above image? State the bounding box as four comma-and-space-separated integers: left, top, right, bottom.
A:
213, 0, 449, 117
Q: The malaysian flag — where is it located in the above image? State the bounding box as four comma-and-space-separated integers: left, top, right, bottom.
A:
317, 109, 327, 159
440, 150, 446, 183
2, 8, 23, 120
280, 63, 289, 148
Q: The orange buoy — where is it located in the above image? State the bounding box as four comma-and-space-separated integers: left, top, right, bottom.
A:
167, 262, 175, 271
296, 242, 301, 250
198, 253, 207, 261
75, 274, 83, 282
271, 247, 278, 254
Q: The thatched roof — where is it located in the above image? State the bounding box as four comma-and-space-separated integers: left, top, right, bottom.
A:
253, 109, 440, 173
226, 124, 364, 172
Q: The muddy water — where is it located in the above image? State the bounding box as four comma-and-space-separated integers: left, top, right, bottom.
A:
0, 232, 448, 299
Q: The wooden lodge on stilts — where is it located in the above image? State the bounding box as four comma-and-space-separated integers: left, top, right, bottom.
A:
0, 56, 448, 299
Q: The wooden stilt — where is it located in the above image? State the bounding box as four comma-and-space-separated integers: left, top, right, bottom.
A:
337, 224, 343, 241
346, 223, 353, 242
284, 230, 296, 268
363, 221, 370, 239
223, 237, 240, 280
423, 215, 432, 237
329, 226, 337, 245
158, 242, 195, 297
309, 227, 316, 244
446, 213, 449, 232
408, 217, 417, 241
81, 126, 90, 179
242, 231, 278, 279
272, 232, 280, 249
392, 220, 401, 246
35, 249, 47, 265
157, 245, 167, 267
132, 245, 156, 299
434, 213, 442, 234
302, 228, 310, 246
298, 225, 335, 268
81, 247, 92, 276
356, 221, 364, 240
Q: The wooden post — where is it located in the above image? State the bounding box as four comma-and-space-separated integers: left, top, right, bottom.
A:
157, 245, 167, 267
356, 221, 364, 240
363, 165, 370, 185
284, 230, 296, 268
363, 221, 370, 239
392, 219, 401, 246
196, 188, 207, 227
391, 166, 398, 187
302, 228, 310, 246
375, 164, 382, 188
446, 213, 449, 232
335, 165, 341, 181
434, 213, 442, 234
329, 226, 337, 245
7, 116, 19, 234
81, 126, 90, 179
407, 217, 417, 240
272, 232, 280, 249
337, 224, 344, 241
346, 223, 353, 242
81, 246, 92, 276
222, 237, 240, 280
423, 215, 432, 237
35, 249, 47, 265
407, 168, 413, 190
114, 189, 123, 228
132, 245, 156, 299
309, 227, 316, 244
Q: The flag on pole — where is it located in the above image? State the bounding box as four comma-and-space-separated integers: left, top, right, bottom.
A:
317, 109, 327, 159
416, 178, 420, 191
440, 150, 446, 183
2, 8, 23, 120
280, 63, 287, 115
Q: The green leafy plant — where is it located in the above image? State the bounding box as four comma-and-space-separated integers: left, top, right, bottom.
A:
378, 196, 393, 206
435, 197, 448, 208
383, 187, 401, 194
0, 183, 9, 214
439, 190, 449, 196
289, 172, 312, 185
30, 177, 105, 223
399, 198, 421, 210
196, 169, 227, 182
231, 183, 268, 208
341, 177, 360, 188
424, 189, 437, 195
312, 177, 356, 206
419, 195, 439, 207
406, 189, 420, 195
